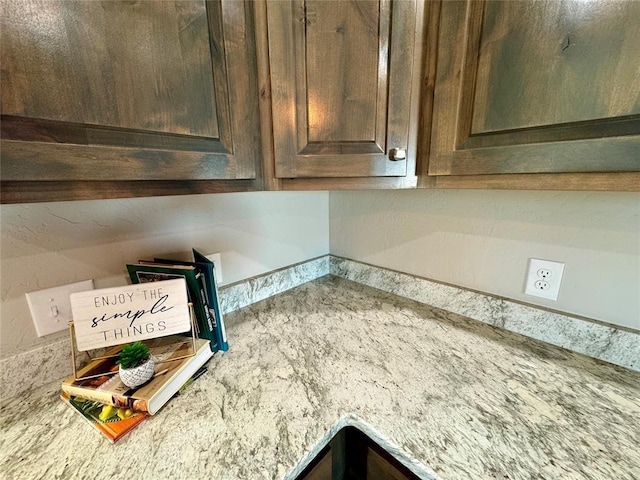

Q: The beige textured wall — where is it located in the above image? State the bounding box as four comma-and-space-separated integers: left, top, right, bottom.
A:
1, 191, 329, 356
330, 189, 640, 330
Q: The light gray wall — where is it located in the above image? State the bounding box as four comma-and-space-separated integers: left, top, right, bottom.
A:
330, 190, 640, 330
1, 191, 329, 356
3, 188, 638, 358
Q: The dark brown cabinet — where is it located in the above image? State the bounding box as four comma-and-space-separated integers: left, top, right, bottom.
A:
266, 0, 423, 187
1, 0, 263, 203
2, 0, 638, 203
424, 0, 640, 184
296, 426, 420, 480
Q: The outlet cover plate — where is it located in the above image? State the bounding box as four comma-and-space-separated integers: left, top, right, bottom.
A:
26, 279, 94, 337
524, 259, 564, 301
204, 252, 223, 285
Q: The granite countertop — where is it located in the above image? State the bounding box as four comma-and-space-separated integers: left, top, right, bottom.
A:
1, 276, 639, 480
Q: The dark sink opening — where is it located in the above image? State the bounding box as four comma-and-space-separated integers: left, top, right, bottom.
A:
295, 426, 421, 480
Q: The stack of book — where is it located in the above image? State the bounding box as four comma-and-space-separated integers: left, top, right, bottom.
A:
61, 249, 225, 443
127, 248, 228, 354
61, 336, 213, 442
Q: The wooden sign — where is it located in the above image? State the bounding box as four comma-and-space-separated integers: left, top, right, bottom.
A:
70, 278, 191, 351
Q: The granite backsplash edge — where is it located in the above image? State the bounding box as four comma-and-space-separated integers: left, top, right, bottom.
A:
330, 256, 638, 372
1, 254, 637, 401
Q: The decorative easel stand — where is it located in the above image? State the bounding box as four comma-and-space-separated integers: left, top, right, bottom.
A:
69, 278, 196, 381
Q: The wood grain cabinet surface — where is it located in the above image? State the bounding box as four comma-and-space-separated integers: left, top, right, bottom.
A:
422, 0, 640, 190
1, 0, 263, 203
294, 426, 420, 480
3, 0, 638, 203
266, 0, 423, 189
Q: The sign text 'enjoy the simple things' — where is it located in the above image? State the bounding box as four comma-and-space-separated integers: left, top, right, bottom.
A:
70, 278, 191, 351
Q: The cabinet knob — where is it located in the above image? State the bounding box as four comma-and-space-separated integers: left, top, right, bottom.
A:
388, 148, 406, 161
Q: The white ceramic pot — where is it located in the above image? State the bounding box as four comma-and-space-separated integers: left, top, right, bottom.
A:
118, 358, 155, 388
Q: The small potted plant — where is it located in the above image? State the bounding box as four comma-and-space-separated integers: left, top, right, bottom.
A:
117, 341, 155, 388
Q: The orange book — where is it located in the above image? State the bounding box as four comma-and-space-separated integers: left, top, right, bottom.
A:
60, 392, 148, 443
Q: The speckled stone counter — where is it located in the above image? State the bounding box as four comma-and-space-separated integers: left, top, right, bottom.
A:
1, 276, 639, 480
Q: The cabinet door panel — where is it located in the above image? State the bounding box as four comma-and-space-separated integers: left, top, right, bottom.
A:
306, 0, 381, 144
1, 0, 259, 182
428, 0, 640, 176
472, 0, 640, 133
269, 0, 416, 178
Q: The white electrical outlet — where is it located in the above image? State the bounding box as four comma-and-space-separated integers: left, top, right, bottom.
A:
205, 252, 223, 284
524, 259, 564, 301
26, 279, 94, 337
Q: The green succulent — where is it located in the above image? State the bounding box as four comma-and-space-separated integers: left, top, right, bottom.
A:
117, 341, 150, 369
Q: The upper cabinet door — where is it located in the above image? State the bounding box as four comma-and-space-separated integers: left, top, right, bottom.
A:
268, 0, 418, 178
428, 0, 640, 176
1, 0, 260, 182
